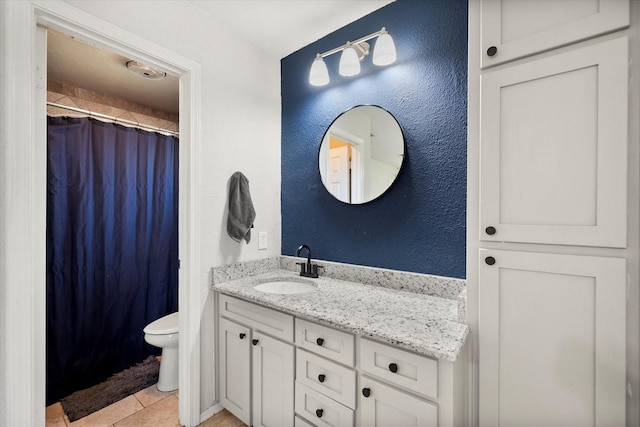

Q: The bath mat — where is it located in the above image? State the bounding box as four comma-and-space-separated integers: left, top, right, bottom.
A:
60, 355, 160, 422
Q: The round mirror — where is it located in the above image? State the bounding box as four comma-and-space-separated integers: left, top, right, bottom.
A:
319, 105, 405, 204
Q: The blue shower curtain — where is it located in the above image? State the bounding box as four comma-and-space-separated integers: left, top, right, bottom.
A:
46, 116, 179, 404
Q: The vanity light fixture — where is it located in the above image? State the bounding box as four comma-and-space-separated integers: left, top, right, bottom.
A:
309, 27, 396, 86
309, 54, 330, 86
339, 43, 362, 77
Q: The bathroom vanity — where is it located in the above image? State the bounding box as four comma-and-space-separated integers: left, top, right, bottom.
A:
213, 258, 469, 427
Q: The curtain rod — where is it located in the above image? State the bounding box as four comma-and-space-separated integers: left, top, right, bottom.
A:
47, 102, 179, 137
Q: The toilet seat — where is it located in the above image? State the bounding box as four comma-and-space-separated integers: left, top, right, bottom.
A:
144, 312, 178, 335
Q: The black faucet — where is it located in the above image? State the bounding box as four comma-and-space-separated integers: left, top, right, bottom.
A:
295, 244, 322, 278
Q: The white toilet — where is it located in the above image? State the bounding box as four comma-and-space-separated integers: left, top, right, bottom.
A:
143, 312, 179, 391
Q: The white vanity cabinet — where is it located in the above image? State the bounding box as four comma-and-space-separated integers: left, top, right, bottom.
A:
358, 338, 467, 427
218, 295, 295, 427
480, 0, 629, 68
218, 294, 467, 427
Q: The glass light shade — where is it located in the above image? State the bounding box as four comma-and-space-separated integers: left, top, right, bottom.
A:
339, 46, 361, 77
372, 33, 396, 66
309, 56, 330, 86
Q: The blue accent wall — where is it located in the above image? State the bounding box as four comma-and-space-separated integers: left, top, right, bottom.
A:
281, 0, 467, 279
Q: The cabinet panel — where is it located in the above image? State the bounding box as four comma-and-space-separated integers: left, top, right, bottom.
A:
359, 337, 438, 400
219, 294, 294, 341
295, 415, 316, 427
296, 348, 357, 409
478, 249, 625, 427
480, 37, 628, 247
358, 375, 438, 427
480, 0, 629, 67
296, 318, 355, 367
252, 331, 295, 427
295, 382, 354, 427
218, 317, 251, 425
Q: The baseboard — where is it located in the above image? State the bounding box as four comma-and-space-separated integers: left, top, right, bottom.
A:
200, 402, 224, 423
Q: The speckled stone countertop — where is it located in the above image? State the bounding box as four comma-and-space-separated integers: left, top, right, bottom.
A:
213, 268, 469, 362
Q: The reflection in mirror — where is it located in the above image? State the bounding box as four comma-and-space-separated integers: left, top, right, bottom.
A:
319, 105, 405, 204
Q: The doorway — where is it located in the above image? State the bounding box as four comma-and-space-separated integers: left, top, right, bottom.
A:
45, 27, 180, 406
26, 3, 204, 425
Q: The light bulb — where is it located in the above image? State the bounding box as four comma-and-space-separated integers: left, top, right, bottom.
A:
339, 45, 361, 77
309, 55, 329, 86
373, 30, 396, 66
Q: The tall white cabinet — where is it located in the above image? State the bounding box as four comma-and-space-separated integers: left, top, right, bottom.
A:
469, 0, 632, 426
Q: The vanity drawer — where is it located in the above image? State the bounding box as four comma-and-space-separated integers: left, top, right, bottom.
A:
218, 294, 294, 342
296, 348, 357, 409
359, 337, 438, 400
295, 382, 354, 427
296, 319, 355, 366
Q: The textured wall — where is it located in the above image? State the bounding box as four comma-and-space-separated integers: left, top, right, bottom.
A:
281, 0, 467, 278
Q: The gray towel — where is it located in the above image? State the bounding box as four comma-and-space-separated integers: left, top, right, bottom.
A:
227, 172, 256, 243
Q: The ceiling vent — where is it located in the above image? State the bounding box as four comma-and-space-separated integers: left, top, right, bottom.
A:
125, 60, 166, 80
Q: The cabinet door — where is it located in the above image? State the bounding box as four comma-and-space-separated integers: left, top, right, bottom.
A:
480, 37, 628, 247
219, 317, 251, 425
480, 0, 629, 68
478, 249, 625, 427
252, 331, 295, 427
358, 376, 437, 427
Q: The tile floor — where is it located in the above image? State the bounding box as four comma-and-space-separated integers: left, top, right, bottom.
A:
46, 384, 245, 427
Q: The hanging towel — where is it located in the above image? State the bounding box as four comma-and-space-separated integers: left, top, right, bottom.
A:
227, 171, 256, 243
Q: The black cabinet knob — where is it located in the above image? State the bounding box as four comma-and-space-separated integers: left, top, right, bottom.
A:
318, 374, 326, 383
485, 226, 496, 235
239, 332, 246, 339
485, 256, 496, 266
316, 337, 324, 346
487, 46, 497, 56
362, 387, 371, 398
388, 363, 398, 373
252, 339, 259, 346
315, 409, 324, 418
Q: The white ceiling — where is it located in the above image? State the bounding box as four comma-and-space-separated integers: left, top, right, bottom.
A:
47, 29, 182, 114
47, 0, 394, 116
188, 0, 394, 59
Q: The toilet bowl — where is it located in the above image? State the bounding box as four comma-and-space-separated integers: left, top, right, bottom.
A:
144, 312, 179, 391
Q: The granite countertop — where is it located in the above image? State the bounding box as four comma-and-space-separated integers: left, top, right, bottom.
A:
213, 269, 469, 362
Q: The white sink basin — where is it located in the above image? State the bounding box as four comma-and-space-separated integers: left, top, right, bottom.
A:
254, 280, 316, 294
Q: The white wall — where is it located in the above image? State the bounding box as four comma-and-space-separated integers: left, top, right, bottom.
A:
0, 0, 282, 424
62, 0, 283, 263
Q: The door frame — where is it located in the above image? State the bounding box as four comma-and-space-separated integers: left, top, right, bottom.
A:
3, 1, 203, 425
